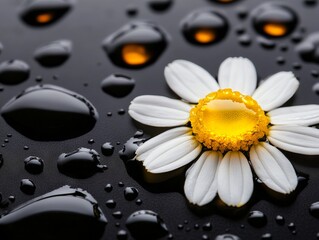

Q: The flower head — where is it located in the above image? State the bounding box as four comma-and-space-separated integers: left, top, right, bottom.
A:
128, 57, 319, 207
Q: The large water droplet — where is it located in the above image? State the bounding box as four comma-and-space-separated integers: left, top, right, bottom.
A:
247, 210, 267, 228
24, 156, 44, 174
0, 186, 107, 240
34, 40, 72, 67
20, 179, 36, 195
101, 74, 135, 97
181, 9, 228, 45
0, 60, 30, 85
126, 210, 169, 239
19, 0, 74, 27
102, 21, 169, 69
148, 0, 173, 12
296, 32, 319, 63
252, 3, 298, 38
57, 148, 106, 179
215, 234, 241, 240
1, 84, 98, 141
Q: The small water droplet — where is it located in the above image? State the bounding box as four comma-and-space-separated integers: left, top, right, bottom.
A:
101, 142, 114, 156
0, 186, 107, 239
291, 32, 303, 43
34, 40, 72, 67
118, 181, 125, 187
101, 74, 135, 98
261, 233, 272, 240
247, 211, 267, 228
0, 60, 30, 85
88, 138, 95, 144
309, 202, 319, 218
126, 5, 138, 17
104, 183, 113, 192
177, 224, 184, 230
24, 156, 44, 174
288, 222, 296, 230
126, 210, 169, 239
238, 34, 252, 46
181, 9, 228, 45
23, 146, 29, 150
214, 234, 241, 240
136, 199, 143, 205
148, 0, 173, 12
257, 36, 276, 49
292, 62, 302, 70
276, 56, 285, 65
19, 0, 74, 27
35, 75, 43, 82
304, 0, 317, 6
313, 82, 319, 95
102, 21, 169, 69
252, 3, 298, 38
202, 222, 212, 231
105, 199, 116, 208
117, 229, 128, 240
275, 215, 285, 225
57, 148, 106, 179
311, 70, 319, 78
124, 187, 139, 201
20, 179, 36, 195
236, 7, 248, 19
1, 84, 98, 141
113, 211, 123, 219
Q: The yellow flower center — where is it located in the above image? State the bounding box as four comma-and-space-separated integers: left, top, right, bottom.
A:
190, 89, 270, 152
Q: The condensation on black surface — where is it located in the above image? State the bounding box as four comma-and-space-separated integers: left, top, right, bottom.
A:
251, 3, 298, 38
181, 9, 228, 45
102, 21, 169, 69
296, 32, 319, 63
57, 147, 106, 179
126, 210, 169, 239
101, 74, 135, 98
0, 60, 30, 85
0, 186, 107, 240
24, 156, 44, 174
34, 40, 72, 67
1, 84, 98, 141
19, 0, 74, 27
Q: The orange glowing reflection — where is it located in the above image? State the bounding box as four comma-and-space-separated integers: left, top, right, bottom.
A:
36, 13, 54, 24
194, 29, 216, 44
263, 23, 287, 37
122, 44, 150, 66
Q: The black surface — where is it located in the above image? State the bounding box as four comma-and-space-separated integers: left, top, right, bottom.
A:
0, 0, 319, 239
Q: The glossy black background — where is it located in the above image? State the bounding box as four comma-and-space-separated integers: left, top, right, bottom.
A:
0, 0, 318, 239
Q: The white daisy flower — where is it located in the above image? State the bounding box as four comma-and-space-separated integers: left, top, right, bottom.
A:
128, 57, 319, 207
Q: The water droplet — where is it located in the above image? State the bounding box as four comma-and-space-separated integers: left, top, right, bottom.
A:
181, 9, 228, 45
311, 70, 319, 78
276, 56, 285, 65
288, 222, 296, 231
309, 202, 319, 218
119, 136, 145, 161
124, 187, 139, 201
236, 6, 248, 19
0, 186, 107, 240
35, 75, 43, 82
24, 156, 44, 174
148, 0, 173, 12
238, 34, 252, 46
117, 230, 128, 240
126, 210, 169, 239
261, 233, 272, 239
202, 235, 209, 240
19, 0, 74, 27
1, 84, 98, 141
101, 142, 114, 156
0, 60, 30, 85
101, 74, 135, 98
20, 179, 36, 195
313, 82, 319, 94
214, 234, 241, 240
275, 215, 285, 225
8, 196, 15, 202
252, 3, 298, 38
304, 0, 317, 5
104, 183, 113, 192
296, 32, 319, 63
105, 199, 116, 208
23, 145, 29, 150
177, 224, 184, 230
118, 108, 126, 115
113, 211, 123, 219
247, 211, 267, 228
102, 21, 168, 69
257, 36, 276, 49
202, 222, 212, 231
57, 147, 106, 179
107, 112, 112, 117
118, 181, 125, 187
88, 138, 95, 144
291, 32, 303, 43
292, 62, 302, 70
126, 5, 138, 17
136, 199, 143, 205
34, 40, 72, 67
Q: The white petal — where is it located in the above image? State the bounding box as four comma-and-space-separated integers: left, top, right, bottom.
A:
217, 151, 253, 207
218, 57, 257, 95
165, 60, 219, 103
252, 72, 299, 111
250, 142, 297, 194
128, 95, 192, 127
136, 127, 192, 161
268, 104, 319, 126
143, 134, 202, 173
268, 125, 319, 155
184, 151, 222, 206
